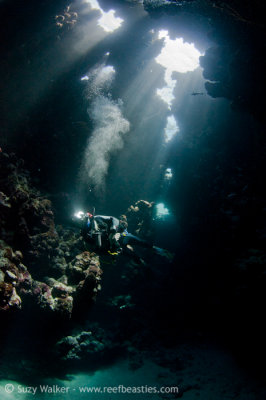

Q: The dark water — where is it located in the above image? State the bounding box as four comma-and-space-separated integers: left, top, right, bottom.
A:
1, 0, 266, 398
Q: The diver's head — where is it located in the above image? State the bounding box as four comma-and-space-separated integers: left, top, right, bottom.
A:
118, 216, 128, 232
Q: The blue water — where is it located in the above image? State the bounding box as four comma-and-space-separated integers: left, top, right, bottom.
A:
0, 360, 167, 400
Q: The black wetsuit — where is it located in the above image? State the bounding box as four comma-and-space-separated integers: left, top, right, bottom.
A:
83, 215, 153, 259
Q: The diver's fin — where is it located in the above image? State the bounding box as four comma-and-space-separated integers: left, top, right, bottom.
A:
108, 250, 119, 256
153, 246, 174, 261
130, 258, 146, 267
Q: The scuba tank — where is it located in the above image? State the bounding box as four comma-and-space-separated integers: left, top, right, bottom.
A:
89, 207, 103, 248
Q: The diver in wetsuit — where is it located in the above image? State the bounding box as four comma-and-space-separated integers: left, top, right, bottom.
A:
78, 211, 173, 261
80, 212, 123, 250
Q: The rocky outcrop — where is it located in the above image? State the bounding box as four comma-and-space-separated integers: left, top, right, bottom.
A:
0, 152, 102, 319
143, 0, 266, 121
0, 238, 102, 319
0, 240, 29, 311
200, 43, 266, 122
56, 326, 113, 361
144, 0, 266, 25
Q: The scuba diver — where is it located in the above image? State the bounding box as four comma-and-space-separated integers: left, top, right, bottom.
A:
75, 211, 125, 251
74, 211, 173, 262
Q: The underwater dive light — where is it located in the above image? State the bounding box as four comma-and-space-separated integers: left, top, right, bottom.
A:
74, 211, 85, 219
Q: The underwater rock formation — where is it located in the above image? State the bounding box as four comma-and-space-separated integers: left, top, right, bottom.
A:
143, 0, 196, 15
56, 326, 112, 361
144, 0, 266, 25
68, 251, 102, 310
0, 240, 30, 311
143, 0, 266, 121
0, 152, 102, 319
28, 280, 74, 317
0, 151, 56, 249
200, 43, 266, 121
0, 239, 102, 318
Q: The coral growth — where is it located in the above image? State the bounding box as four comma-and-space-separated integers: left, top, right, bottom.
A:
70, 252, 102, 303
0, 240, 29, 311
0, 239, 102, 318
56, 327, 111, 361
0, 152, 102, 319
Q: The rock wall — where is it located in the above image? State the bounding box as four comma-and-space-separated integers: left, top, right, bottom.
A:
0, 152, 102, 319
